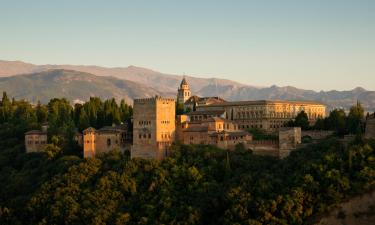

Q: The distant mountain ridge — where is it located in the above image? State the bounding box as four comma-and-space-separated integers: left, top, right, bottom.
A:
0, 60, 247, 93
0, 69, 163, 104
0, 60, 374, 111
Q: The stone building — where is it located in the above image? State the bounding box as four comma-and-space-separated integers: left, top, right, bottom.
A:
25, 123, 48, 153
177, 77, 225, 111
83, 124, 132, 158
177, 116, 252, 150
365, 114, 375, 140
25, 130, 48, 153
131, 96, 176, 160
195, 100, 326, 132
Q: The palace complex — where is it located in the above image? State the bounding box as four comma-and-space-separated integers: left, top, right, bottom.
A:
25, 77, 330, 160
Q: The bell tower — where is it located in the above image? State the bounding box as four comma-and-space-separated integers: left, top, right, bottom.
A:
177, 77, 191, 104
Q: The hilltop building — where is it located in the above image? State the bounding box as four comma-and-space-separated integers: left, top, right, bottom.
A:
195, 100, 326, 132
83, 124, 132, 158
177, 116, 252, 150
179, 78, 326, 133
25, 123, 48, 153
177, 77, 225, 111
131, 96, 176, 160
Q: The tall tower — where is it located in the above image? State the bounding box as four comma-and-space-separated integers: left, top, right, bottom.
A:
177, 77, 191, 104
131, 96, 176, 160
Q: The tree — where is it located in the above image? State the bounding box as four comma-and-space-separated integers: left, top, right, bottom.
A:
294, 111, 310, 130
327, 109, 347, 135
176, 102, 185, 115
44, 136, 62, 159
347, 102, 364, 134
35, 101, 48, 124
78, 108, 90, 131
0, 91, 12, 123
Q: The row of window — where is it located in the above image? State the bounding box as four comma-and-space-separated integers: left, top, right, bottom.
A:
27, 141, 47, 145
85, 139, 120, 145
161, 120, 171, 124
234, 106, 323, 112
139, 121, 151, 125
240, 124, 263, 129
139, 133, 151, 139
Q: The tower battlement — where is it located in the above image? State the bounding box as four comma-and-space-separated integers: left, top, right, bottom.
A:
134, 96, 175, 104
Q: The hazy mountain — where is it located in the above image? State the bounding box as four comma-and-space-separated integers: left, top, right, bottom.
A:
0, 69, 164, 104
0, 60, 247, 93
197, 85, 375, 111
0, 60, 374, 111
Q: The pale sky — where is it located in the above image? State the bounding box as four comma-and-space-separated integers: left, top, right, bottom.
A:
0, 0, 374, 91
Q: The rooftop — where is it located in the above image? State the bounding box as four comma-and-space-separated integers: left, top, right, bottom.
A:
187, 110, 226, 116
199, 100, 325, 107
25, 130, 47, 135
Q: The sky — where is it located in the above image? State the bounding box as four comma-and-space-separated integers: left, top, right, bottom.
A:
0, 0, 374, 91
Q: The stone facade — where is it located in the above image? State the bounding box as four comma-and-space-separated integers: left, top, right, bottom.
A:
131, 96, 176, 160
25, 130, 48, 153
83, 125, 132, 158
177, 117, 252, 150
365, 115, 375, 140
278, 127, 302, 158
195, 100, 326, 132
187, 110, 226, 121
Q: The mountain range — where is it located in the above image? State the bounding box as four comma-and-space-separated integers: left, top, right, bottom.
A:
0, 60, 374, 111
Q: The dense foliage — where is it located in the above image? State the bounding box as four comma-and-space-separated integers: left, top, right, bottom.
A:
0, 93, 374, 224
1, 134, 374, 224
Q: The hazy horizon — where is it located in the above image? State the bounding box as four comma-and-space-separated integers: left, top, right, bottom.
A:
1, 0, 374, 91
0, 58, 372, 92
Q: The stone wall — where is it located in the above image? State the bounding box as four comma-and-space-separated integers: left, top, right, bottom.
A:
365, 117, 375, 140
302, 130, 334, 140
279, 127, 302, 158
247, 140, 279, 157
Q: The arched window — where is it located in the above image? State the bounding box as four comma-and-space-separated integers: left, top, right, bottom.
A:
107, 138, 111, 147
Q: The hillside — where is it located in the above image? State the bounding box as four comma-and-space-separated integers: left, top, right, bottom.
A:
1, 60, 375, 110
0, 69, 163, 104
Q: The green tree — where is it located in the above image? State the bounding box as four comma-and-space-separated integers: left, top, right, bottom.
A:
78, 108, 90, 131
327, 109, 347, 135
292, 111, 310, 130
176, 102, 185, 115
35, 101, 48, 124
347, 102, 364, 134
0, 91, 13, 123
